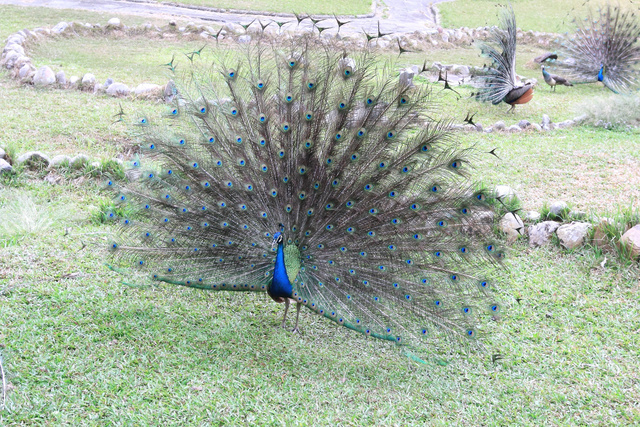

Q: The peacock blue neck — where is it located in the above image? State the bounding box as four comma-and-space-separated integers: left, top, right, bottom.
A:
269, 241, 293, 299
598, 65, 605, 82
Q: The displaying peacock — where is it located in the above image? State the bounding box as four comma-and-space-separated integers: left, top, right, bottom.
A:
476, 5, 534, 112
104, 33, 504, 362
559, 3, 640, 93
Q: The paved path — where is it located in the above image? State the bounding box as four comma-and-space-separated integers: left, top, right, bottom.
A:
0, 0, 450, 34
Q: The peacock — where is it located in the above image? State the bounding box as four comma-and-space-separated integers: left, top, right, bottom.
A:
104, 33, 504, 362
559, 3, 640, 93
541, 66, 573, 91
476, 5, 534, 112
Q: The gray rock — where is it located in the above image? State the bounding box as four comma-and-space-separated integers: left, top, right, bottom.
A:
592, 218, 614, 248
107, 18, 121, 28
0, 147, 5, 159
51, 22, 69, 34
106, 82, 130, 97
104, 78, 114, 88
11, 56, 30, 72
90, 161, 101, 168
69, 75, 79, 86
531, 123, 542, 131
178, 27, 186, 33
399, 68, 415, 87
462, 209, 494, 237
621, 225, 640, 258
33, 66, 56, 86
557, 222, 592, 250
525, 211, 541, 222
0, 158, 12, 174
557, 120, 574, 129
16, 151, 50, 168
541, 114, 551, 128
93, 83, 105, 94
494, 185, 517, 200
549, 200, 568, 217
237, 35, 252, 44
134, 83, 162, 99
169, 20, 177, 26
4, 43, 25, 56
1, 50, 20, 68
164, 80, 177, 103
573, 114, 588, 124
18, 63, 33, 79
499, 212, 524, 243
493, 121, 506, 131
55, 71, 66, 85
6, 34, 25, 45
484, 126, 493, 133
49, 154, 71, 167
70, 154, 90, 169
518, 119, 531, 129
528, 221, 561, 247
81, 73, 96, 89
451, 64, 470, 76
507, 125, 522, 133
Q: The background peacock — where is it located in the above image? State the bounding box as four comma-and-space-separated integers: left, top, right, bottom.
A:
105, 32, 503, 362
541, 65, 573, 91
476, 5, 534, 112
559, 3, 640, 93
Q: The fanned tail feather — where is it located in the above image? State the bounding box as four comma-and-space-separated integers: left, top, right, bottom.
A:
104, 34, 503, 359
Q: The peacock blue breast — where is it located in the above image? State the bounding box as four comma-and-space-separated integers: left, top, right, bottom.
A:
598, 65, 605, 82
269, 241, 293, 299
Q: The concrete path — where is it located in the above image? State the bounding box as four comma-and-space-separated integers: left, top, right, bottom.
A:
0, 0, 450, 34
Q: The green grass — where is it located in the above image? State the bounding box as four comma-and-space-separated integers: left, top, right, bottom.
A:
2, 5, 640, 424
437, 0, 629, 33
157, 0, 372, 15
1, 193, 638, 424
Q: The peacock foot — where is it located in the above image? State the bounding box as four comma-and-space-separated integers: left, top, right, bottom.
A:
291, 327, 300, 334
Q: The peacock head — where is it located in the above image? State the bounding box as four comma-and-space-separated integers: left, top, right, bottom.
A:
272, 232, 284, 247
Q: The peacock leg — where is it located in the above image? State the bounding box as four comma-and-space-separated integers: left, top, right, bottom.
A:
292, 302, 302, 333
281, 298, 290, 329
507, 104, 515, 113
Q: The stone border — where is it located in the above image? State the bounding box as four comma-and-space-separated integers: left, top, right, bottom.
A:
494, 189, 640, 260
1, 18, 564, 107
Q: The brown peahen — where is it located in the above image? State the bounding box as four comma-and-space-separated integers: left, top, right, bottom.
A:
104, 30, 504, 363
541, 66, 573, 91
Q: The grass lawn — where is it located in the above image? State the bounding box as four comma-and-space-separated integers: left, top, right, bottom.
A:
2, 4, 640, 425
437, 0, 636, 33
157, 0, 373, 15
